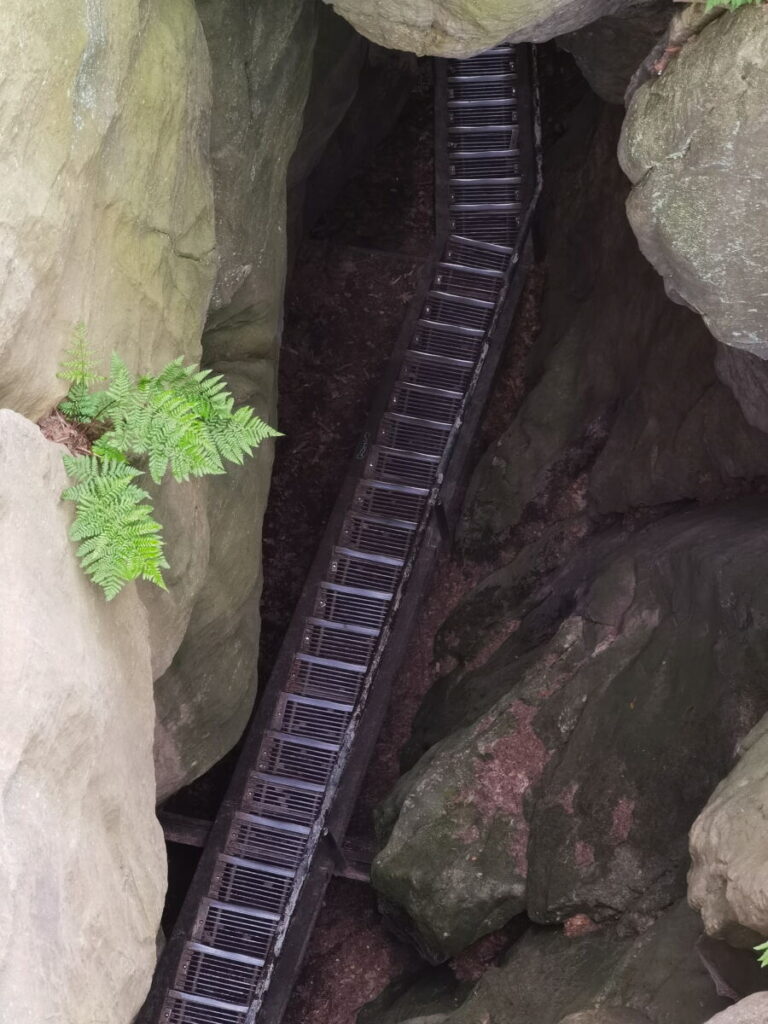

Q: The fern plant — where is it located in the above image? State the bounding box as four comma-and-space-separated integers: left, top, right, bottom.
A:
92, 355, 277, 484
57, 326, 280, 600
62, 455, 167, 599
57, 322, 109, 423
755, 939, 768, 968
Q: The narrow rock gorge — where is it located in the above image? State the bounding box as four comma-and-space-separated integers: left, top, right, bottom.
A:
3, 2, 768, 1024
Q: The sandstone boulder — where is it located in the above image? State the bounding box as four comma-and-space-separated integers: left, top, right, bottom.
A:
714, 345, 768, 439
322, 0, 664, 57
462, 103, 768, 555
374, 502, 768, 957
0, 410, 166, 1023
620, 7, 768, 358
0, 0, 215, 421
558, 0, 671, 104
703, 995, 768, 1024
689, 714, 768, 947
153, 0, 317, 796
359, 902, 726, 1024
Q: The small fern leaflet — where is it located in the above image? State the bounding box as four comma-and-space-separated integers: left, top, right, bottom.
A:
62, 455, 168, 600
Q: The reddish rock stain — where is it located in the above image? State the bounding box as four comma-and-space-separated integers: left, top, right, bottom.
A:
574, 840, 595, 869
564, 913, 600, 938
465, 701, 551, 875
450, 930, 512, 982
553, 781, 578, 815
610, 796, 635, 845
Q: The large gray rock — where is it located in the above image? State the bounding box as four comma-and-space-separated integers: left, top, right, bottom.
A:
322, 0, 663, 57
153, 0, 317, 797
0, 0, 215, 421
714, 345, 768, 438
372, 100, 768, 960
620, 7, 768, 358
461, 103, 768, 555
444, 902, 725, 1024
374, 502, 768, 957
703, 995, 768, 1024
359, 902, 727, 1024
558, 0, 671, 104
689, 714, 768, 947
0, 410, 165, 1023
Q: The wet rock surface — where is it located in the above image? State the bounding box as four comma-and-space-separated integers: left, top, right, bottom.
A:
558, 0, 670, 104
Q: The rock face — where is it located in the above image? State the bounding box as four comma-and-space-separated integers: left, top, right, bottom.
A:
323, 0, 663, 57
558, 0, 671, 104
714, 345, 768, 438
288, 5, 417, 249
0, 411, 165, 1023
373, 502, 768, 958
620, 7, 768, 358
0, 0, 215, 421
461, 102, 768, 555
359, 902, 727, 1024
703, 995, 768, 1024
371, 100, 768, 961
153, 0, 317, 797
689, 714, 768, 947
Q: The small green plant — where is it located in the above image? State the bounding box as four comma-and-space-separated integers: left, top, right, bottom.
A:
755, 939, 768, 968
57, 324, 280, 599
62, 455, 167, 600
57, 322, 109, 423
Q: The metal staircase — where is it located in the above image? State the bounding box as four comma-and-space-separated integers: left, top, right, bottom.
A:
140, 42, 540, 1024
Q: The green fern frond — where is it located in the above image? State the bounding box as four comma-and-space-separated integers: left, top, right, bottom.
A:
59, 386, 113, 424
208, 405, 281, 464
62, 455, 167, 600
57, 322, 105, 390
755, 940, 768, 968
100, 358, 279, 482
58, 332, 280, 599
